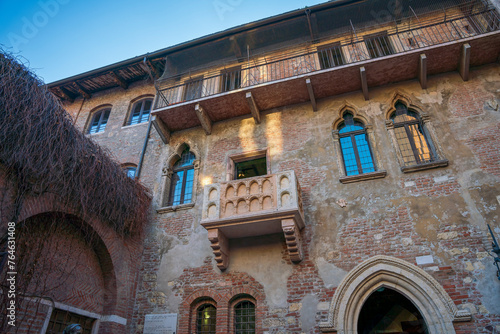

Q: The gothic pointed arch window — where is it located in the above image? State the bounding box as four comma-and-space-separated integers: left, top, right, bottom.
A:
385, 98, 448, 173
168, 148, 196, 206
338, 112, 375, 176
332, 107, 386, 183
391, 102, 433, 166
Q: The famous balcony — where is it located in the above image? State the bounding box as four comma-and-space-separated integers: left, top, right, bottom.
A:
151, 1, 500, 141
200, 170, 305, 270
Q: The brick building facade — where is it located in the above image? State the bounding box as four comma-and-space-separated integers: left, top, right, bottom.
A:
25, 0, 500, 332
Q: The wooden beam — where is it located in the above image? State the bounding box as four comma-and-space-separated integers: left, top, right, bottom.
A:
58, 87, 74, 103
146, 59, 161, 79
72, 82, 91, 99
195, 103, 213, 135
305, 78, 317, 111
111, 71, 128, 89
360, 67, 369, 100
418, 54, 427, 89
245, 92, 261, 124
151, 115, 171, 144
459, 43, 471, 81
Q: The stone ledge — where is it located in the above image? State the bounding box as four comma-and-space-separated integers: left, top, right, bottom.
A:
401, 159, 448, 173
156, 202, 195, 213
339, 170, 387, 184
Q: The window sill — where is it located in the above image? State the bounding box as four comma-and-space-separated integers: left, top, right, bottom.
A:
401, 160, 448, 173
121, 122, 149, 129
156, 202, 195, 213
339, 170, 387, 184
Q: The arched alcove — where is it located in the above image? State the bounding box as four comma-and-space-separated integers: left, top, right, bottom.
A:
319, 256, 471, 334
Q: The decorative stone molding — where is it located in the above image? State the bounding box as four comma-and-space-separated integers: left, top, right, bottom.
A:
384, 92, 448, 173
319, 255, 471, 334
282, 218, 303, 262
201, 170, 305, 270
207, 228, 229, 270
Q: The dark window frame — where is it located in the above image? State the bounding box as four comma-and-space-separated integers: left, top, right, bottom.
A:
46, 308, 96, 334
127, 98, 153, 126
88, 108, 110, 134
228, 149, 269, 181
220, 66, 242, 92
197, 303, 217, 334
391, 103, 435, 166
364, 32, 394, 58
234, 300, 256, 334
318, 42, 345, 69
183, 76, 204, 101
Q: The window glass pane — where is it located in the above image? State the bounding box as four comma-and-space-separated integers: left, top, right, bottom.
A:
340, 136, 359, 176
339, 123, 363, 133
408, 124, 431, 162
197, 304, 216, 334
235, 301, 255, 334
171, 171, 184, 205
183, 168, 194, 203
235, 157, 267, 179
89, 109, 109, 134
394, 127, 417, 165
354, 134, 375, 173
175, 151, 196, 168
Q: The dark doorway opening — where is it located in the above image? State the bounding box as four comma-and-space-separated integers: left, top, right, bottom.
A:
358, 287, 428, 334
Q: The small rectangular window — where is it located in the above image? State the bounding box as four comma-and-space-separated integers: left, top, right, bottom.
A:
220, 67, 242, 92
229, 150, 268, 180
318, 43, 345, 69
364, 33, 394, 58
46, 308, 96, 334
183, 77, 203, 101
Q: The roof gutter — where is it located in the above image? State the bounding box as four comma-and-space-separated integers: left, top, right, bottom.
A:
47, 0, 362, 87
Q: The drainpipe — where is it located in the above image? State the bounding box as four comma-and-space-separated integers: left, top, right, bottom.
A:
135, 57, 156, 180
135, 118, 153, 180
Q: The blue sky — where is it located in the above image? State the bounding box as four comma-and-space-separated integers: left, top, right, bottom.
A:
0, 0, 326, 83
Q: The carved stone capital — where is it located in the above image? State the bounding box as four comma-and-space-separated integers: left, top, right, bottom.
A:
385, 119, 394, 129
332, 130, 340, 141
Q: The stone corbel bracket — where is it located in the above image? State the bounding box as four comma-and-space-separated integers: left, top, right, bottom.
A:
282, 218, 303, 262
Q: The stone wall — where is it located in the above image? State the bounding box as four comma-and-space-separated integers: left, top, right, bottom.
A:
64, 64, 500, 333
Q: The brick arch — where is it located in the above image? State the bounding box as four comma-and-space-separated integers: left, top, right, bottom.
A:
16, 193, 124, 316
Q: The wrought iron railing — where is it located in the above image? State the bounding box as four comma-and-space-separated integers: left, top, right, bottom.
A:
154, 3, 499, 109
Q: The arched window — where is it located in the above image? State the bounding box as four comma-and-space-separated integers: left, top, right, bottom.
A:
338, 112, 375, 176
390, 102, 433, 166
127, 98, 152, 126
88, 108, 110, 134
197, 304, 216, 334
234, 300, 255, 334
168, 148, 196, 206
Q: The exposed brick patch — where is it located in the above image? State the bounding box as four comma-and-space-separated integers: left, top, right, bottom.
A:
277, 159, 326, 207
448, 81, 493, 117
332, 206, 431, 270
401, 174, 461, 197
465, 124, 500, 178
157, 212, 194, 242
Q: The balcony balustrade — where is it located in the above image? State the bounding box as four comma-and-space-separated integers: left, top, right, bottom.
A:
200, 170, 305, 270
155, 5, 499, 109
151, 2, 500, 140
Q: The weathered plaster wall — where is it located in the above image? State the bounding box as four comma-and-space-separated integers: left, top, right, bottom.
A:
66, 64, 500, 333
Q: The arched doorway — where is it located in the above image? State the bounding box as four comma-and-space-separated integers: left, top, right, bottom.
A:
358, 287, 428, 334
319, 256, 471, 334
